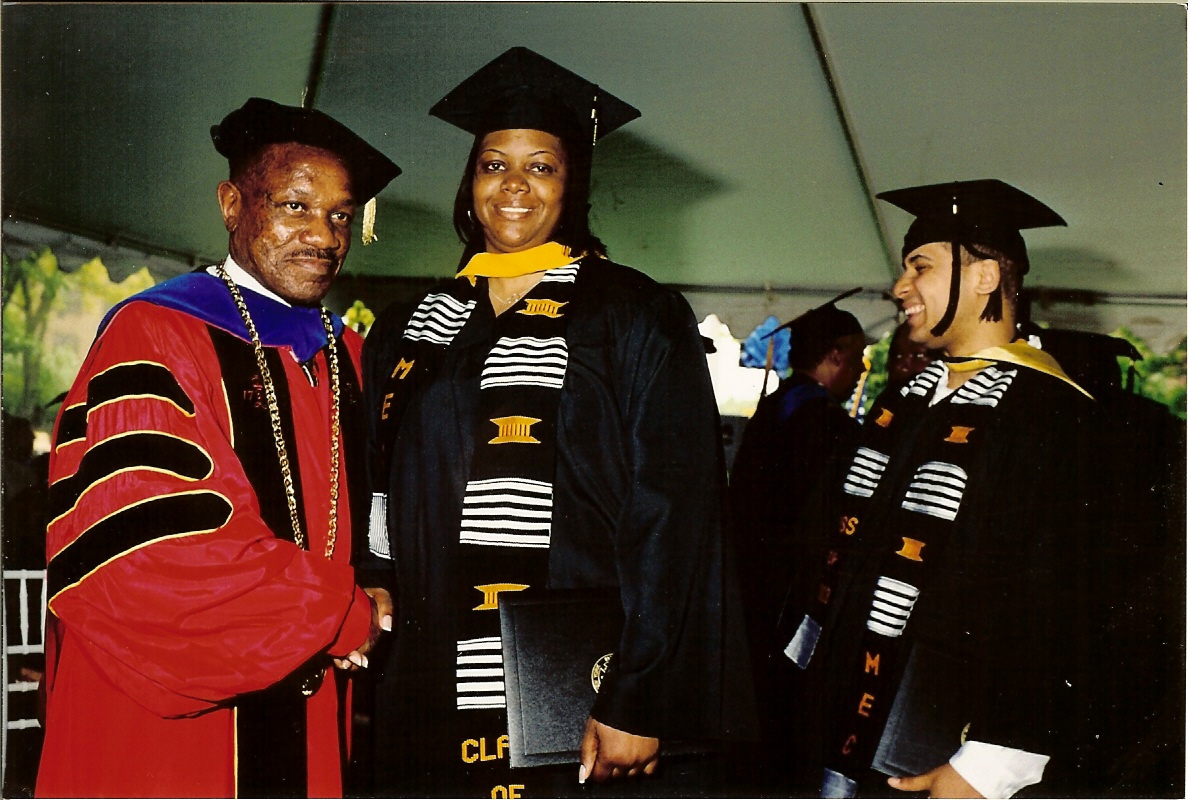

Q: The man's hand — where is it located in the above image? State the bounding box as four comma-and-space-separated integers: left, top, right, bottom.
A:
888, 763, 984, 798
333, 587, 393, 671
578, 716, 659, 783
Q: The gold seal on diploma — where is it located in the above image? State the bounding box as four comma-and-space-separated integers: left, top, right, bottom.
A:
591, 653, 614, 693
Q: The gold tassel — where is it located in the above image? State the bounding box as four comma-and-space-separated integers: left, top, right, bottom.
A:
362, 197, 377, 245
760, 338, 775, 400
849, 353, 871, 418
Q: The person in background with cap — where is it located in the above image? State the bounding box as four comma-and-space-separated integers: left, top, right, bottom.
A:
362, 48, 753, 797
884, 321, 940, 391
783, 180, 1112, 798
36, 98, 400, 798
728, 291, 866, 789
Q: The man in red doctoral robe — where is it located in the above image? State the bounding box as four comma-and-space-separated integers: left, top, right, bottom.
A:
36, 98, 400, 798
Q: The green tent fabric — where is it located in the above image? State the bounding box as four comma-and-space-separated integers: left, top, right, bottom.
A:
3, 3, 1184, 345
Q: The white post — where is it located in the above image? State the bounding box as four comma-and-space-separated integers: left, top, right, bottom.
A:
2, 571, 11, 793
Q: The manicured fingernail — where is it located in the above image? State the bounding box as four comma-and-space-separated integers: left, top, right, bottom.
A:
349, 653, 363, 667
381, 615, 393, 631
578, 765, 587, 784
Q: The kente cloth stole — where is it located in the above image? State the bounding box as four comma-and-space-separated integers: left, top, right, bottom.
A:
785, 360, 1019, 785
459, 261, 579, 550
450, 261, 578, 773
367, 278, 479, 559
367, 258, 582, 560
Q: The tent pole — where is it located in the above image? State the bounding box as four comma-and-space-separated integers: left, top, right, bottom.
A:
799, 4, 898, 280
303, 5, 336, 109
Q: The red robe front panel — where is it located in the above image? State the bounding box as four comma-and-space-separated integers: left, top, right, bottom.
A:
37, 299, 372, 798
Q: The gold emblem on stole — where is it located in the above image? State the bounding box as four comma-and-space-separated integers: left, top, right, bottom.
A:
489, 416, 542, 444
896, 537, 926, 562
473, 583, 529, 611
874, 408, 894, 427
517, 299, 567, 318
945, 425, 975, 443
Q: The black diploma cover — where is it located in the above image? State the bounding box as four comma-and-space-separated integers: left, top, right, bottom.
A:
871, 642, 968, 777
499, 589, 624, 768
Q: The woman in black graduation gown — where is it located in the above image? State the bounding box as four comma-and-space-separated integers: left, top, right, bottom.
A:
361, 48, 753, 797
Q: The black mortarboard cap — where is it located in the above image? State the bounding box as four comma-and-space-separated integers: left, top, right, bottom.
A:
877, 179, 1066, 273
211, 98, 401, 203
429, 47, 640, 145
766, 287, 866, 344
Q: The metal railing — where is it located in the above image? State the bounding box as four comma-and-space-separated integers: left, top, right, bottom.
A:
3, 569, 47, 730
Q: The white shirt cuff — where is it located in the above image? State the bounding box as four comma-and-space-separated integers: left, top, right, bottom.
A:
949, 740, 1049, 799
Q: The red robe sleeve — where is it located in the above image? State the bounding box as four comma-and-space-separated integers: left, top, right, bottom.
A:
46, 302, 372, 718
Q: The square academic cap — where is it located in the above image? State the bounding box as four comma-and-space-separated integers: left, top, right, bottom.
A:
211, 98, 401, 203
767, 287, 867, 343
429, 47, 640, 145
877, 179, 1066, 270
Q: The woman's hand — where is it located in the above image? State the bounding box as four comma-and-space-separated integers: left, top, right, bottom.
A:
578, 716, 660, 783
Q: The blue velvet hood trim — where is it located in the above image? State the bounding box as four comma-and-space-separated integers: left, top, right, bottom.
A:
98, 270, 345, 363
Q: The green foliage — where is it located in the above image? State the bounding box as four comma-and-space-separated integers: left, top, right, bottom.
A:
1111, 327, 1186, 419
3, 249, 66, 423
2, 247, 154, 425
855, 332, 893, 414
344, 299, 375, 336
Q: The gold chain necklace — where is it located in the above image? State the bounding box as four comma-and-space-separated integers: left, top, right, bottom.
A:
216, 265, 340, 559
488, 282, 531, 308
488, 275, 543, 314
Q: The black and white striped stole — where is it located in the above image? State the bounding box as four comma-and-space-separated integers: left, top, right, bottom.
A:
448, 262, 580, 715
367, 280, 479, 559
366, 262, 583, 559
817, 360, 1019, 779
459, 261, 580, 551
